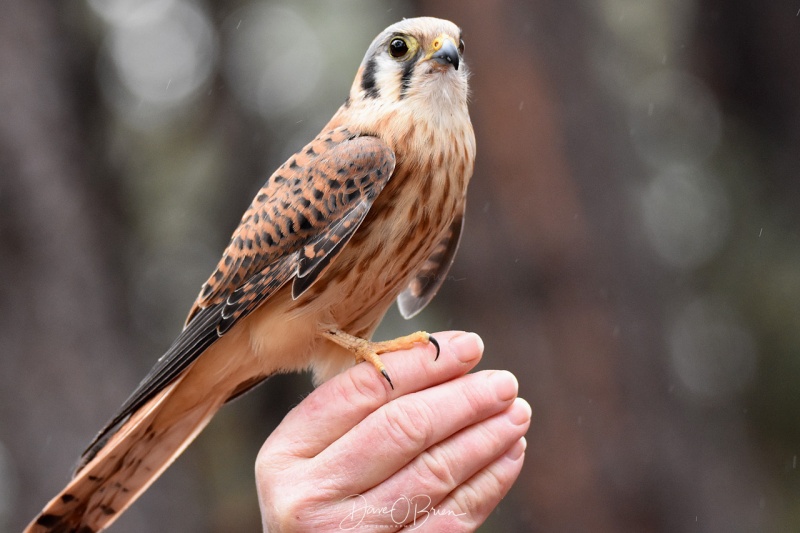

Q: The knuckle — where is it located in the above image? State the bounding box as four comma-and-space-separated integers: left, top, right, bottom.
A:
254, 446, 271, 477
255, 441, 285, 488
381, 399, 433, 453
474, 422, 506, 456
338, 366, 389, 406
453, 483, 482, 521
260, 483, 322, 533
259, 485, 295, 528
271, 499, 301, 529
416, 447, 457, 491
461, 375, 493, 414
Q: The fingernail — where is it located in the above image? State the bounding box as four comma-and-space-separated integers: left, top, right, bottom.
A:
489, 370, 518, 402
506, 397, 532, 426
449, 332, 484, 363
505, 437, 527, 461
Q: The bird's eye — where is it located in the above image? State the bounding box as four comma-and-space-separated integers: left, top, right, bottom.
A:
458, 39, 466, 54
389, 37, 409, 58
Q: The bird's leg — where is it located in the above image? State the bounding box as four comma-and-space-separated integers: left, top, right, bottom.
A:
323, 329, 440, 390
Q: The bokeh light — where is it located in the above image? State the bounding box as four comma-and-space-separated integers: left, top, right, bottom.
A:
640, 168, 731, 269
94, 0, 217, 128
629, 70, 722, 170
87, 0, 176, 27
669, 297, 758, 400
222, 3, 322, 120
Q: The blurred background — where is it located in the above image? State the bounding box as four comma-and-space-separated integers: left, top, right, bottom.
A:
1, 0, 799, 531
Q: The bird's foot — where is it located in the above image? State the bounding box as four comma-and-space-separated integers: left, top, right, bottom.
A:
323, 329, 440, 390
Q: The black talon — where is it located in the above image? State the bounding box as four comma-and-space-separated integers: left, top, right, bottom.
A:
381, 369, 394, 390
429, 335, 441, 361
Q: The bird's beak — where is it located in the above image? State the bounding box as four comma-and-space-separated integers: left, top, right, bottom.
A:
427, 35, 460, 70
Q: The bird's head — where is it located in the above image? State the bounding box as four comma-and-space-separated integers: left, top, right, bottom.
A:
346, 17, 469, 118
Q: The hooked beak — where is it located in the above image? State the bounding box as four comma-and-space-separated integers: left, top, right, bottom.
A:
428, 36, 460, 70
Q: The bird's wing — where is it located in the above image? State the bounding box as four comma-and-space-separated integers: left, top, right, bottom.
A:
81, 129, 395, 462
191, 127, 395, 318
397, 212, 464, 319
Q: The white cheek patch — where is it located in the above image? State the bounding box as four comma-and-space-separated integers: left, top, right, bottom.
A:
374, 54, 403, 101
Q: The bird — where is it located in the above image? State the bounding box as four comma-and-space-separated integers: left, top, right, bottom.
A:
27, 16, 475, 533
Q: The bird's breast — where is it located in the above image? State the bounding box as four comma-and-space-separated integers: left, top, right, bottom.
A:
295, 122, 474, 336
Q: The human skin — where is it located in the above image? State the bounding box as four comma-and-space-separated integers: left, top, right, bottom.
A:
256, 331, 531, 532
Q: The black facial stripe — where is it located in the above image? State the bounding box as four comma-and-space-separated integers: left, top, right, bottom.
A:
361, 57, 380, 98
399, 49, 422, 99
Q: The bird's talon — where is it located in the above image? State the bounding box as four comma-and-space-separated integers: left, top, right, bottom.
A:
381, 369, 394, 390
429, 335, 441, 361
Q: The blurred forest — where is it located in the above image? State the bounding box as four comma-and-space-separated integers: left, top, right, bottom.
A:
2, 0, 800, 531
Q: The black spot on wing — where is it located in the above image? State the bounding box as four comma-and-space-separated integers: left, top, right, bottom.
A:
36, 514, 63, 527
361, 57, 380, 98
217, 258, 294, 334
292, 203, 369, 299
291, 137, 395, 298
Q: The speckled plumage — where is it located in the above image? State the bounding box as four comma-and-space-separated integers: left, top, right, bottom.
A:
27, 17, 475, 533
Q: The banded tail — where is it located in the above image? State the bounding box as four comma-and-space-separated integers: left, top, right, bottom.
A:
26, 375, 224, 533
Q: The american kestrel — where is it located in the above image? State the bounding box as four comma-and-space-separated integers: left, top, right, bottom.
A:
28, 16, 474, 533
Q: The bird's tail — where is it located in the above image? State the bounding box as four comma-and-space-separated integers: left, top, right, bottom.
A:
25, 374, 224, 533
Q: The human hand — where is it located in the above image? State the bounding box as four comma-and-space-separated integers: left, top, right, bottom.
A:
255, 331, 531, 532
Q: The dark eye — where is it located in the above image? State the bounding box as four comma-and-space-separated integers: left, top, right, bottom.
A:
458, 39, 466, 54
389, 37, 409, 58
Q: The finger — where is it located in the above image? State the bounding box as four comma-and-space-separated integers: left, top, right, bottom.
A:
265, 331, 484, 458
413, 437, 527, 531
311, 370, 519, 494
369, 397, 531, 510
